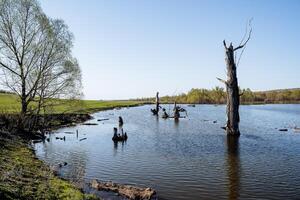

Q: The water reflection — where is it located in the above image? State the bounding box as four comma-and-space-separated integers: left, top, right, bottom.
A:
64, 151, 88, 188
113, 141, 127, 156
174, 118, 179, 126
226, 135, 241, 200
34, 105, 300, 200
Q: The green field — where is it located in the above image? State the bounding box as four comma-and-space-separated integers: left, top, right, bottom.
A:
0, 93, 143, 114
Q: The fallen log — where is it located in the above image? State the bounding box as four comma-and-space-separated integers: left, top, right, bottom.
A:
187, 104, 195, 107
97, 118, 109, 121
64, 131, 75, 134
82, 123, 98, 126
279, 128, 288, 132
91, 180, 156, 200
79, 138, 87, 141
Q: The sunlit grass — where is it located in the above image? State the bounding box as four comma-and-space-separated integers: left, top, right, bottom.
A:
0, 134, 99, 200
0, 93, 142, 114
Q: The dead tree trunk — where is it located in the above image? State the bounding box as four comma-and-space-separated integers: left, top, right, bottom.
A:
155, 92, 160, 113
151, 92, 160, 115
218, 27, 251, 136
224, 42, 240, 136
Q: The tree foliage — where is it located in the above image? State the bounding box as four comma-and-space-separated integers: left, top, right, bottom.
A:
0, 0, 82, 116
136, 88, 300, 104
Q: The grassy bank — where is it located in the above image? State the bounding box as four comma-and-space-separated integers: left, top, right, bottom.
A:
0, 93, 143, 114
0, 132, 98, 200
0, 93, 144, 199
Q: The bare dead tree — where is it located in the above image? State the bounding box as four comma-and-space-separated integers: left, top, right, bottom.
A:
0, 0, 82, 122
155, 92, 160, 114
217, 22, 252, 136
150, 92, 160, 115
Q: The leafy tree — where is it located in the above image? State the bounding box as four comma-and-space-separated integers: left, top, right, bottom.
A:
0, 0, 82, 117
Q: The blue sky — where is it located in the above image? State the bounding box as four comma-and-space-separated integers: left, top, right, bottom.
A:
40, 0, 300, 100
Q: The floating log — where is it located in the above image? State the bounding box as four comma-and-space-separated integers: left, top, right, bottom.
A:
79, 138, 87, 141
82, 123, 98, 126
64, 131, 75, 134
279, 129, 288, 132
187, 104, 196, 107
91, 180, 156, 200
97, 118, 109, 121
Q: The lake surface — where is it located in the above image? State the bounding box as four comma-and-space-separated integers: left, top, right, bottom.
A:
34, 104, 300, 200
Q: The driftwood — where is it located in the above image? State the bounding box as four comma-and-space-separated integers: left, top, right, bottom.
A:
91, 180, 156, 200
279, 128, 288, 132
82, 123, 98, 126
97, 118, 109, 121
79, 138, 87, 141
64, 131, 75, 134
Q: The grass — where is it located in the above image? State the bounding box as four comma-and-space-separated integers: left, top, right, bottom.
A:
0, 93, 143, 114
0, 133, 98, 200
0, 92, 144, 199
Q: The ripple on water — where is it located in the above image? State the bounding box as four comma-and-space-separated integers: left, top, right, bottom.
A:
34, 104, 300, 200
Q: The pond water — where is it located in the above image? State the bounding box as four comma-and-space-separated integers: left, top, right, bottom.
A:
34, 104, 300, 200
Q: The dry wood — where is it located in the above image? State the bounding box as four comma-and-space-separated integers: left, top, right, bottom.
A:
91, 180, 156, 200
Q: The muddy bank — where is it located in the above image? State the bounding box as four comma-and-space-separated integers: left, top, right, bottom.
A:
0, 113, 92, 139
0, 130, 98, 200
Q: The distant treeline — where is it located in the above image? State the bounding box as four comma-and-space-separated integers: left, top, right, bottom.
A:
134, 87, 300, 104
0, 90, 14, 94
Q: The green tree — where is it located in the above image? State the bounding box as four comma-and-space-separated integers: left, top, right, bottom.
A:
0, 0, 82, 117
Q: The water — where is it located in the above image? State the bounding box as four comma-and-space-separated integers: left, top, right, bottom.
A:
34, 104, 300, 200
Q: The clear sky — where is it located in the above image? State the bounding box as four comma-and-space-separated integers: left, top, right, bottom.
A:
40, 0, 300, 100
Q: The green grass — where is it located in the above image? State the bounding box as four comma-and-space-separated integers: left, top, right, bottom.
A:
0, 93, 21, 113
0, 133, 99, 200
0, 93, 143, 199
0, 93, 143, 114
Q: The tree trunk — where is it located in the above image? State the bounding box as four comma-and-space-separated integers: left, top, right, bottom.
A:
225, 44, 240, 136
155, 92, 160, 114
21, 78, 27, 115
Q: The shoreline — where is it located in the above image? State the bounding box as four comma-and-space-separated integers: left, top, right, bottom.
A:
0, 102, 144, 200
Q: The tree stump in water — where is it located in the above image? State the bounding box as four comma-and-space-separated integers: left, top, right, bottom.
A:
151, 92, 160, 115
218, 28, 251, 136
224, 42, 240, 136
